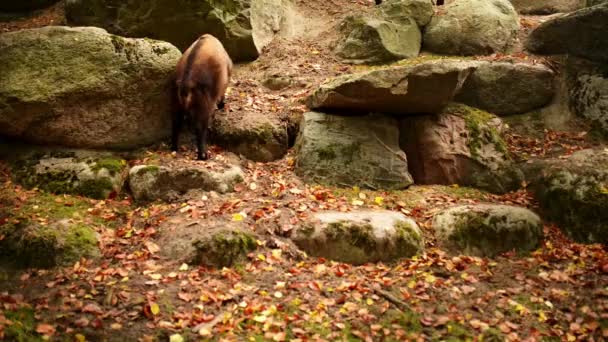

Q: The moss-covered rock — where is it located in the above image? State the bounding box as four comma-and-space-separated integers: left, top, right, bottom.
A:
295, 112, 413, 190
378, 0, 434, 27
400, 103, 523, 194
128, 164, 244, 202
65, 0, 294, 62
566, 57, 608, 136
11, 154, 127, 200
530, 149, 608, 244
0, 193, 99, 268
0, 26, 180, 149
433, 204, 543, 257
192, 229, 257, 268
292, 210, 423, 264
335, 14, 421, 64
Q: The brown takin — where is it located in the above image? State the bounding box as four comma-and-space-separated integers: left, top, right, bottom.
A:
171, 34, 233, 160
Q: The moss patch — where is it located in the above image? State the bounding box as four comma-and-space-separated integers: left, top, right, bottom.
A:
2, 307, 43, 342
193, 230, 257, 268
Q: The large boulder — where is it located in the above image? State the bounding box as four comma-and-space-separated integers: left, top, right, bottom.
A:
295, 112, 413, 190
307, 60, 476, 115
566, 58, 608, 135
292, 210, 423, 264
400, 103, 523, 193
423, 0, 519, 56
525, 3, 608, 63
379, 0, 434, 27
335, 14, 421, 64
528, 149, 608, 244
455, 62, 556, 116
0, 26, 180, 149
65, 0, 293, 62
433, 204, 543, 257
0, 0, 59, 12
128, 164, 244, 202
509, 0, 585, 14
12, 154, 127, 200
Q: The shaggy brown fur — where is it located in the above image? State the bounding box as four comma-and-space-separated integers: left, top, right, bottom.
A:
171, 34, 233, 160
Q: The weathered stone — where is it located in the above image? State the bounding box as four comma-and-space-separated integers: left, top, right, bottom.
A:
433, 204, 543, 257
400, 103, 523, 193
509, 0, 585, 14
529, 149, 608, 244
456, 62, 555, 116
65, 0, 294, 62
192, 228, 257, 268
292, 210, 423, 264
212, 111, 289, 162
307, 60, 476, 115
12, 154, 126, 200
0, 0, 59, 12
295, 112, 413, 190
526, 3, 608, 63
335, 14, 421, 64
128, 164, 244, 202
379, 0, 434, 27
0, 26, 180, 149
566, 58, 608, 135
423, 0, 519, 55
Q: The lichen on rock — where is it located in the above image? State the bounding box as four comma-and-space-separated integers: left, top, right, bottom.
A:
192, 229, 257, 268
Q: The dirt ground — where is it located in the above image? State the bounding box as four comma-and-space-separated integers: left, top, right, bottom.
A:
1, 1, 607, 341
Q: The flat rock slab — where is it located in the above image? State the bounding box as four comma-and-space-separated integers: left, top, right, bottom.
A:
128, 164, 244, 202
433, 204, 543, 257
509, 0, 585, 14
292, 210, 423, 265
295, 111, 413, 190
525, 2, 608, 63
307, 60, 476, 115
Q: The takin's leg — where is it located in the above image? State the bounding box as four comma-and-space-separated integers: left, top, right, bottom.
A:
171, 108, 184, 153
194, 113, 210, 161
217, 96, 225, 110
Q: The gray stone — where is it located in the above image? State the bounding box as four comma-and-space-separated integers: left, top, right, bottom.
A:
423, 0, 519, 55
509, 0, 585, 14
456, 62, 555, 116
433, 204, 543, 257
292, 210, 423, 264
335, 14, 421, 64
65, 0, 294, 62
128, 164, 244, 202
0, 26, 180, 149
379, 0, 434, 27
529, 149, 608, 244
295, 112, 413, 190
526, 3, 608, 63
400, 103, 523, 193
307, 60, 476, 115
566, 58, 608, 135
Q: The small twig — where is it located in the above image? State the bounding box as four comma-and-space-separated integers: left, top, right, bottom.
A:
374, 288, 411, 312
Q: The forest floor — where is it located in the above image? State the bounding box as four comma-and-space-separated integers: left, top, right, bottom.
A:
1, 1, 607, 341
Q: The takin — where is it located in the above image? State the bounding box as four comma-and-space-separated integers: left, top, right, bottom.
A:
171, 34, 233, 160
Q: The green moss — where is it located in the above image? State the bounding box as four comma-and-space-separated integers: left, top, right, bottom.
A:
193, 230, 257, 268
136, 165, 161, 176
326, 221, 377, 253
380, 309, 422, 332
443, 322, 473, 342
76, 178, 115, 199
394, 220, 422, 243
2, 307, 43, 342
444, 103, 509, 159
90, 157, 125, 175
479, 328, 504, 342
317, 144, 337, 160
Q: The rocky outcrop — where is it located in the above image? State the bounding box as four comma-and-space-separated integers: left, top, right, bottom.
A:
509, 0, 585, 14
12, 154, 127, 200
335, 14, 421, 64
0, 26, 180, 149
400, 103, 523, 193
423, 0, 519, 55
379, 0, 434, 27
526, 2, 608, 63
0, 0, 59, 12
295, 112, 413, 190
128, 164, 244, 202
456, 62, 555, 116
566, 58, 608, 135
433, 204, 543, 257
292, 210, 423, 264
307, 60, 476, 115
65, 0, 294, 61
527, 149, 608, 244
